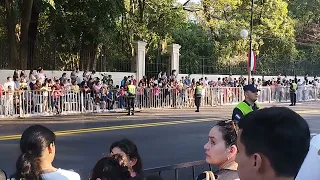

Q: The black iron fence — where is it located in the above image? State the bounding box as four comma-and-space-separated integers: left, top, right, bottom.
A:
179, 56, 320, 76
144, 160, 213, 180
0, 38, 132, 72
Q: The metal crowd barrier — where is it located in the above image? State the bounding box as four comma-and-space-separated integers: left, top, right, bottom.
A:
0, 85, 319, 118
144, 160, 212, 180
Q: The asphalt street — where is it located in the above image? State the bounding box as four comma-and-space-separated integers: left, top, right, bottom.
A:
0, 102, 319, 180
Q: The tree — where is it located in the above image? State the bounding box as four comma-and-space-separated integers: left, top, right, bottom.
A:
172, 22, 217, 74
2, 0, 55, 69
198, 0, 296, 75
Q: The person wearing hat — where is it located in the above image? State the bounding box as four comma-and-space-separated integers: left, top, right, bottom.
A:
232, 84, 260, 121
126, 80, 136, 115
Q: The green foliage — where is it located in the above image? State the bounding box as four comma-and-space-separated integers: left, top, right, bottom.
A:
0, 0, 319, 75
172, 22, 217, 74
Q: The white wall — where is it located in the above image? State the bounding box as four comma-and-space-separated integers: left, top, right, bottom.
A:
0, 69, 314, 86
0, 70, 135, 86
178, 74, 313, 82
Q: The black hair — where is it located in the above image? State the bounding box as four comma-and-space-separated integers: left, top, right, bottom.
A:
215, 120, 238, 147
110, 139, 142, 174
15, 125, 56, 180
238, 107, 310, 177
90, 154, 131, 180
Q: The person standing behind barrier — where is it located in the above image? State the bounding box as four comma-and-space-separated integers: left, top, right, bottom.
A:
232, 84, 260, 121
127, 81, 136, 116
52, 80, 62, 114
194, 81, 202, 112
15, 125, 80, 180
289, 79, 297, 106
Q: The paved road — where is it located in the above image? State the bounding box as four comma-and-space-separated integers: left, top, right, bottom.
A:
0, 102, 319, 179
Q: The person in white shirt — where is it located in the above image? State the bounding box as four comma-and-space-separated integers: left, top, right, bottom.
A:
37, 69, 46, 84
15, 125, 80, 180
3, 77, 15, 91
295, 134, 320, 180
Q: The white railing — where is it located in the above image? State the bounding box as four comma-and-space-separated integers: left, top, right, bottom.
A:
0, 85, 318, 118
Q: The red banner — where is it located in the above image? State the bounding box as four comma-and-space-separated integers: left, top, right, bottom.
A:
248, 51, 257, 71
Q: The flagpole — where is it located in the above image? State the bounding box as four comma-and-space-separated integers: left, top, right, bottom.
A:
248, 0, 254, 85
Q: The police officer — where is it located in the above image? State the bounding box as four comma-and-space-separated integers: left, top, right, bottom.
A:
195, 81, 202, 112
232, 84, 260, 121
290, 79, 297, 106
127, 80, 136, 115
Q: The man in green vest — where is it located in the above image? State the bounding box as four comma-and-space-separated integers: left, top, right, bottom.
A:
194, 81, 203, 112
232, 84, 260, 121
127, 80, 136, 115
290, 79, 297, 106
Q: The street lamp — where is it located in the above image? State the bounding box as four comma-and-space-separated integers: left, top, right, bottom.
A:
240, 0, 254, 85
240, 29, 249, 39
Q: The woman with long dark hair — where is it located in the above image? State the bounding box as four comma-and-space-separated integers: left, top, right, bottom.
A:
15, 125, 80, 180
110, 139, 143, 180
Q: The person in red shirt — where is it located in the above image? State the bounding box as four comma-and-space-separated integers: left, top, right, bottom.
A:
131, 75, 137, 86
52, 80, 62, 114
0, 84, 3, 99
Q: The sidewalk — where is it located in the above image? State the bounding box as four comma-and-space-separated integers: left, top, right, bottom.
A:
0, 101, 319, 122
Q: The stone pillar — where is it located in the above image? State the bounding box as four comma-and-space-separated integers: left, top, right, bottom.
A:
168, 44, 181, 75
133, 41, 147, 82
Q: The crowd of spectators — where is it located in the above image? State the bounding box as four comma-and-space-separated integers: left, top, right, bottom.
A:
0, 68, 319, 116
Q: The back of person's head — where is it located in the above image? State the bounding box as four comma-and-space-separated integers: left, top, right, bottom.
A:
110, 139, 142, 174
16, 125, 56, 180
90, 154, 131, 180
237, 107, 310, 179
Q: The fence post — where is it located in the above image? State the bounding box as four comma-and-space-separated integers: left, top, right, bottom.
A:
210, 88, 214, 106
80, 92, 84, 113
314, 86, 317, 101
219, 88, 223, 106
268, 87, 271, 103
19, 91, 23, 118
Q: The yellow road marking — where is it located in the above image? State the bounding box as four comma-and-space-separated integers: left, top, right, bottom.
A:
0, 118, 220, 141
296, 110, 320, 114
0, 109, 319, 141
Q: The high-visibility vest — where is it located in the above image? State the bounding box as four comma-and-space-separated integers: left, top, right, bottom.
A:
291, 83, 297, 93
128, 85, 136, 95
195, 85, 202, 95
236, 101, 260, 116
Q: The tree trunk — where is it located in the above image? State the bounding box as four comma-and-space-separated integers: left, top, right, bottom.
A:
4, 0, 18, 69
86, 44, 92, 71
92, 43, 102, 71
20, 0, 34, 70
27, 2, 40, 69
101, 45, 107, 72
79, 41, 85, 71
